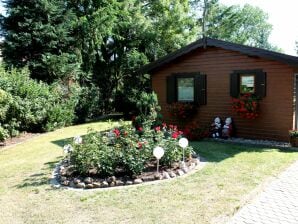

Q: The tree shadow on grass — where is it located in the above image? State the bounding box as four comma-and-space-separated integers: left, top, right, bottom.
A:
15, 157, 63, 189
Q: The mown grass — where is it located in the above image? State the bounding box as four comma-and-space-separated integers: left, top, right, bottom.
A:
0, 121, 297, 224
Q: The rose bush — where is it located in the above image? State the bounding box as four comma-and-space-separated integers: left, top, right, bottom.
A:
66, 121, 193, 177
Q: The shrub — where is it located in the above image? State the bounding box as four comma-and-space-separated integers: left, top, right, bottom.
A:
67, 121, 193, 177
0, 125, 9, 142
0, 66, 78, 136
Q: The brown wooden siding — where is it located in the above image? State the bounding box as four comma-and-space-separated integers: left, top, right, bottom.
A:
152, 47, 295, 141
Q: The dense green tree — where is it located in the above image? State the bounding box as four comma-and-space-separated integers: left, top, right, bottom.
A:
0, 0, 81, 83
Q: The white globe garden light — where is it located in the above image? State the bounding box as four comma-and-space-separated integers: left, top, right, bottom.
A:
153, 146, 164, 159
153, 146, 164, 173
179, 138, 189, 148
178, 137, 189, 168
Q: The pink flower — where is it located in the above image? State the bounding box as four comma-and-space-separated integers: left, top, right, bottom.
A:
113, 129, 120, 137
172, 132, 179, 139
138, 127, 143, 132
137, 142, 142, 149
155, 126, 161, 132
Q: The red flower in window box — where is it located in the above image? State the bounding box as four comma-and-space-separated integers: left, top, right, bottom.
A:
232, 94, 260, 119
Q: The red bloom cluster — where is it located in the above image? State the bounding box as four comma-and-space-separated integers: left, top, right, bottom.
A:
183, 122, 209, 140
113, 128, 121, 137
167, 102, 196, 120
232, 94, 259, 119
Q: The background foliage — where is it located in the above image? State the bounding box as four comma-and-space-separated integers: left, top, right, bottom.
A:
0, 0, 280, 128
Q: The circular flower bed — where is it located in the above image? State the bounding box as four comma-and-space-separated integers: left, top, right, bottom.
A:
55, 121, 200, 189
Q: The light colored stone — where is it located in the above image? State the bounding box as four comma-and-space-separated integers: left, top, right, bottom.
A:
76, 182, 85, 188
169, 171, 177, 178
125, 180, 133, 185
115, 180, 124, 186
85, 184, 94, 189
93, 182, 101, 188
154, 174, 163, 180
182, 167, 189, 173
84, 177, 93, 184
73, 178, 81, 184
107, 176, 116, 183
101, 181, 109, 188
177, 169, 184, 176
163, 171, 171, 179
61, 180, 69, 186
133, 178, 143, 184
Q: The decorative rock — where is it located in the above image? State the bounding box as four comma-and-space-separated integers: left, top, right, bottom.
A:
107, 176, 116, 183
85, 184, 94, 189
69, 181, 75, 188
133, 178, 143, 184
169, 171, 177, 178
109, 182, 116, 187
182, 167, 189, 173
101, 181, 109, 188
142, 176, 155, 182
61, 180, 69, 186
125, 180, 133, 185
162, 171, 171, 179
194, 158, 200, 165
60, 176, 67, 182
76, 182, 85, 188
60, 170, 66, 176
93, 182, 101, 188
73, 178, 81, 184
154, 173, 163, 180
177, 169, 184, 176
115, 180, 124, 186
84, 177, 93, 184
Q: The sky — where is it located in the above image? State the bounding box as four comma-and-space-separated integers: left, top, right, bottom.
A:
0, 1, 297, 56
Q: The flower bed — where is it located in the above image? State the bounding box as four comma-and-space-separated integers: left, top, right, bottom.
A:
57, 121, 200, 189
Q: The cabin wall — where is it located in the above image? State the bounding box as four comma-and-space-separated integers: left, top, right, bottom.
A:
151, 47, 295, 141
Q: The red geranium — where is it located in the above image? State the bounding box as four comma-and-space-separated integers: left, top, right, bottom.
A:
232, 93, 260, 119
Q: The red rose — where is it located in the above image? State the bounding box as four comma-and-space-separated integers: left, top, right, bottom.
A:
155, 126, 161, 132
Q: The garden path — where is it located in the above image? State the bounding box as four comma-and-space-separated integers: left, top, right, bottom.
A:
228, 160, 298, 224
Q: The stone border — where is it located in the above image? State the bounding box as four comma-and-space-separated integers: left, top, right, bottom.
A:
210, 138, 298, 150
50, 158, 208, 191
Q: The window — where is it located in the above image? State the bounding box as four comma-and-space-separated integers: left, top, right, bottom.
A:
240, 75, 255, 94
230, 70, 266, 98
177, 78, 194, 102
166, 73, 207, 105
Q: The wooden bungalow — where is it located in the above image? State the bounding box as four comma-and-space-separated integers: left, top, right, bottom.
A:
139, 37, 298, 141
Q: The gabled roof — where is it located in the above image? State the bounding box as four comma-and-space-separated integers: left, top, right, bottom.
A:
139, 37, 298, 74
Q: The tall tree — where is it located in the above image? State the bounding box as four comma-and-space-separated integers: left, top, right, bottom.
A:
192, 1, 279, 51
0, 0, 80, 83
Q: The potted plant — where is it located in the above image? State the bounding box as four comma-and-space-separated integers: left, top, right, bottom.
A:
289, 130, 298, 147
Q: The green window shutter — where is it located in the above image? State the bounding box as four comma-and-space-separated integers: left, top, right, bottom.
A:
194, 74, 207, 105
255, 71, 266, 98
230, 72, 240, 98
166, 75, 176, 104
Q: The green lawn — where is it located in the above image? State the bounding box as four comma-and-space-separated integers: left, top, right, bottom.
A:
1, 121, 297, 224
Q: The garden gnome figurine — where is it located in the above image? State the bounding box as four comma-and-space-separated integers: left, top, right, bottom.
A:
222, 117, 233, 138
210, 117, 222, 138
